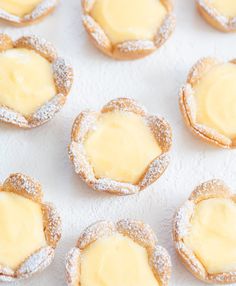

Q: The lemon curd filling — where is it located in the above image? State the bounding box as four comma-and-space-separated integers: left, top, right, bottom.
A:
184, 198, 236, 274
0, 0, 42, 17
80, 234, 159, 286
0, 48, 56, 116
0, 191, 46, 269
90, 0, 167, 44
193, 63, 236, 139
84, 111, 162, 184
209, 0, 236, 18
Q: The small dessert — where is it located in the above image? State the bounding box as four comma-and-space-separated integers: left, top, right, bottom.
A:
173, 179, 236, 284
0, 34, 73, 128
68, 98, 172, 195
0, 0, 59, 26
196, 0, 236, 32
179, 57, 236, 148
82, 0, 175, 60
65, 219, 171, 286
0, 173, 61, 281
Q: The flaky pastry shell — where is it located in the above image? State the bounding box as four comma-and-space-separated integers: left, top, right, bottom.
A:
173, 179, 236, 284
0, 34, 73, 129
179, 57, 236, 148
0, 0, 59, 26
65, 219, 171, 286
68, 98, 172, 195
0, 173, 61, 282
81, 0, 175, 60
196, 0, 236, 32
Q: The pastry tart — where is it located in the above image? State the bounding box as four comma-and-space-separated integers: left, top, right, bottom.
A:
196, 0, 236, 32
0, 173, 61, 281
179, 57, 236, 148
82, 0, 175, 60
68, 98, 172, 195
173, 179, 236, 284
0, 0, 58, 26
65, 219, 171, 286
0, 34, 73, 129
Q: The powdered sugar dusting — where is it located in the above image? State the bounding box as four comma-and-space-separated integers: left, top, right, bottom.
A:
174, 200, 195, 239
65, 248, 80, 286
43, 203, 62, 247
0, 267, 15, 282
155, 14, 175, 47
15, 35, 57, 61
4, 173, 41, 200
32, 94, 65, 125
117, 40, 155, 53
0, 0, 58, 24
197, 0, 232, 30
24, 0, 57, 21
17, 247, 54, 278
82, 15, 111, 49
176, 241, 206, 278
140, 155, 170, 189
0, 107, 28, 128
117, 219, 157, 247
53, 58, 73, 95
93, 178, 140, 195
77, 221, 116, 249
151, 245, 171, 286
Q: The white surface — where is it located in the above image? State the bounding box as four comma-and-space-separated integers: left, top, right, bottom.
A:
0, 0, 236, 285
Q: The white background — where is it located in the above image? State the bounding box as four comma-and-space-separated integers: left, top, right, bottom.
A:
1, 0, 236, 285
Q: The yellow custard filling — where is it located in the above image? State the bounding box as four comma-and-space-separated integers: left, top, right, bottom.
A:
184, 198, 236, 274
0, 191, 46, 269
194, 63, 236, 139
0, 0, 42, 17
80, 234, 159, 286
84, 111, 162, 184
90, 0, 167, 44
209, 0, 236, 18
0, 48, 56, 116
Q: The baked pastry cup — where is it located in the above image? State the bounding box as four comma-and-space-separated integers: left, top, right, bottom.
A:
179, 57, 236, 148
0, 173, 61, 282
173, 179, 236, 284
0, 0, 59, 26
196, 0, 236, 32
65, 219, 171, 286
68, 98, 172, 195
0, 34, 73, 129
82, 0, 175, 60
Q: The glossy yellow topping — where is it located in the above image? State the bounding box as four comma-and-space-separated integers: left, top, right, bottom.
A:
80, 234, 159, 286
194, 63, 236, 139
0, 0, 42, 17
0, 191, 46, 269
184, 198, 236, 274
210, 0, 236, 18
84, 111, 162, 184
0, 48, 56, 116
90, 0, 167, 44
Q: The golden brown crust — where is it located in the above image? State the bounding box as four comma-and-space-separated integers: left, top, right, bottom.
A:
0, 173, 62, 281
0, 34, 73, 129
179, 57, 235, 148
196, 0, 236, 32
68, 98, 172, 195
0, 0, 59, 26
173, 179, 236, 284
65, 219, 171, 286
81, 0, 175, 60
